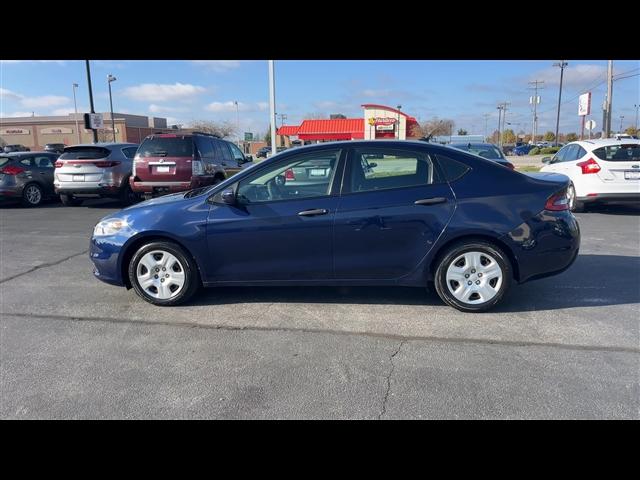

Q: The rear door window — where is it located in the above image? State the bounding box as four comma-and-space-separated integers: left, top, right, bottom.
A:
60, 146, 111, 160
593, 144, 640, 162
195, 136, 214, 158
122, 146, 138, 159
34, 155, 55, 168
228, 142, 246, 163
137, 137, 194, 158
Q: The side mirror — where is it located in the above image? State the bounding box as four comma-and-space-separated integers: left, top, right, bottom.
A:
542, 157, 552, 164
221, 188, 236, 205
244, 155, 253, 162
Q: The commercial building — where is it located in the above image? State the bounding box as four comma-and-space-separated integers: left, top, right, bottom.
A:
276, 104, 420, 143
0, 113, 176, 149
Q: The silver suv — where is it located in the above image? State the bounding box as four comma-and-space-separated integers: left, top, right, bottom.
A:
54, 143, 140, 206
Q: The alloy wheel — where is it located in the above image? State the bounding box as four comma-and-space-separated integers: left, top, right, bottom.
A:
25, 185, 42, 205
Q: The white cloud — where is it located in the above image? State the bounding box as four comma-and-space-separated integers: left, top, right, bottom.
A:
205, 101, 265, 113
149, 104, 188, 113
1, 60, 66, 65
0, 88, 23, 101
21, 95, 69, 108
528, 64, 607, 89
122, 83, 206, 102
51, 107, 86, 116
1, 111, 37, 117
191, 60, 241, 72
360, 89, 391, 98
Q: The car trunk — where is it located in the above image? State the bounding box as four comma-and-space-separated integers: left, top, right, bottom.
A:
133, 136, 195, 183
56, 146, 112, 183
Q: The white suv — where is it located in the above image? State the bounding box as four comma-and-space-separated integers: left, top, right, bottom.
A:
540, 139, 640, 212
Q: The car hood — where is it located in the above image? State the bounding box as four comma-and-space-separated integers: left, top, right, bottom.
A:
122, 191, 189, 211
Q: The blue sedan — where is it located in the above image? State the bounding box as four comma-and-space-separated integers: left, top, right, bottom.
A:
90, 140, 580, 312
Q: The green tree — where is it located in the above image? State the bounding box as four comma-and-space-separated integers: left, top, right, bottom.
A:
625, 126, 638, 136
543, 131, 556, 142
487, 130, 499, 144
457, 128, 468, 135
502, 129, 516, 144
566, 132, 579, 142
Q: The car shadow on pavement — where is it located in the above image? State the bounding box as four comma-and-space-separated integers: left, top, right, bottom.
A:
582, 204, 640, 216
186, 254, 639, 312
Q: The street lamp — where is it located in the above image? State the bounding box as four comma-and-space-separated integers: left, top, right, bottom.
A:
107, 74, 117, 142
396, 105, 402, 140
234, 101, 240, 145
72, 83, 80, 144
553, 60, 568, 147
635, 104, 639, 131
619, 115, 624, 133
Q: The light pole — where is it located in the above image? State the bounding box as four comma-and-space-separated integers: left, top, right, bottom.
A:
85, 60, 98, 144
268, 61, 277, 156
107, 74, 117, 142
72, 83, 80, 144
496, 105, 503, 146
635, 104, 639, 131
396, 105, 402, 139
619, 115, 624, 134
553, 60, 568, 147
234, 101, 240, 145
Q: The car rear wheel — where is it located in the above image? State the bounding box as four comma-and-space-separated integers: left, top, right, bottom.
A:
60, 193, 83, 206
434, 241, 512, 312
22, 183, 43, 207
119, 182, 140, 206
567, 183, 585, 213
128, 241, 200, 306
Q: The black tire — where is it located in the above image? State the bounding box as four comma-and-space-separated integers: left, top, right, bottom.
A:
21, 183, 43, 207
128, 241, 200, 306
60, 194, 82, 206
434, 240, 512, 313
567, 183, 586, 213
119, 182, 140, 207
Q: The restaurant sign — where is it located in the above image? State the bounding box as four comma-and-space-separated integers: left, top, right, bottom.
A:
41, 127, 73, 135
0, 128, 30, 135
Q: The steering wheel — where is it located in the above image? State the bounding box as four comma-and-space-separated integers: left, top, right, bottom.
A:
267, 175, 286, 200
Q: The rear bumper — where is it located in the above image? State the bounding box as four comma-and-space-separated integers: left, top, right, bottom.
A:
578, 193, 640, 204
55, 181, 122, 197
502, 209, 581, 283
129, 176, 209, 194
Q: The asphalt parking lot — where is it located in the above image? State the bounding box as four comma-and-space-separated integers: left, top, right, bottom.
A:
1, 199, 639, 419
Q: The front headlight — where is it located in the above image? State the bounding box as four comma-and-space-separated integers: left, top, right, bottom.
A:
93, 218, 129, 236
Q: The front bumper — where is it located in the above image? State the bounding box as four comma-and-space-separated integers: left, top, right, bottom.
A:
90, 234, 128, 287
502, 209, 581, 283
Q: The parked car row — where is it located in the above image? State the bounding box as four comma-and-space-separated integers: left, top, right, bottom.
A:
0, 132, 254, 207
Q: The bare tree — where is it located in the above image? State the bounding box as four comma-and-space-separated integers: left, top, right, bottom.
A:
188, 119, 237, 139
416, 117, 455, 141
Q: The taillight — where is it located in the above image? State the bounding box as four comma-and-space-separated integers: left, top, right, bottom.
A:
577, 158, 600, 174
54, 160, 64, 168
0, 165, 25, 175
192, 160, 204, 176
505, 162, 515, 170
93, 161, 121, 168
284, 168, 295, 180
545, 189, 569, 211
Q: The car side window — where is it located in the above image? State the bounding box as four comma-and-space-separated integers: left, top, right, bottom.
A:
195, 137, 214, 159
349, 148, 438, 193
563, 145, 581, 162
34, 156, 54, 168
235, 149, 341, 204
575, 146, 587, 159
228, 142, 246, 163
217, 141, 235, 166
19, 158, 34, 167
435, 154, 471, 182
551, 146, 567, 163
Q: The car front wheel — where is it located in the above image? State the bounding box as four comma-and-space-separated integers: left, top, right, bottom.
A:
434, 241, 512, 312
128, 241, 200, 306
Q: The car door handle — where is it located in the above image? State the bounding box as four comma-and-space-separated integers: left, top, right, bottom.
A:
298, 208, 329, 217
414, 197, 447, 206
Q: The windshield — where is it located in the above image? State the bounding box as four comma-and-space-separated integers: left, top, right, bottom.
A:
451, 144, 504, 160
138, 137, 194, 158
60, 146, 110, 160
593, 144, 640, 162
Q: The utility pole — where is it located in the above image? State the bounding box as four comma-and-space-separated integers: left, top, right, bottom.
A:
72, 83, 80, 144
602, 60, 613, 139
635, 104, 639, 131
277, 113, 288, 128
85, 60, 98, 144
528, 80, 544, 144
483, 113, 490, 140
619, 115, 624, 134
268, 61, 277, 156
553, 61, 568, 146
496, 105, 504, 146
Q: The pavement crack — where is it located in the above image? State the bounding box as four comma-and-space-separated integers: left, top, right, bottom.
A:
0, 250, 89, 284
378, 340, 405, 420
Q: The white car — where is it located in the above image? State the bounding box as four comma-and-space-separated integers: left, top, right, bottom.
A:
540, 139, 640, 212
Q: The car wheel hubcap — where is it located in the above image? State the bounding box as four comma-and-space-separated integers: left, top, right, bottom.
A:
446, 251, 503, 304
26, 186, 41, 204
136, 250, 185, 300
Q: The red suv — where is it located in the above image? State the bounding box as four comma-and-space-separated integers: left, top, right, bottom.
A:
130, 132, 253, 197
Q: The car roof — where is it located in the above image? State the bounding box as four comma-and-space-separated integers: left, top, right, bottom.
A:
568, 138, 638, 148
1, 151, 53, 156
64, 142, 138, 148
450, 143, 499, 148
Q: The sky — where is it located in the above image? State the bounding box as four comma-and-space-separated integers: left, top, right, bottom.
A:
1, 60, 638, 138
